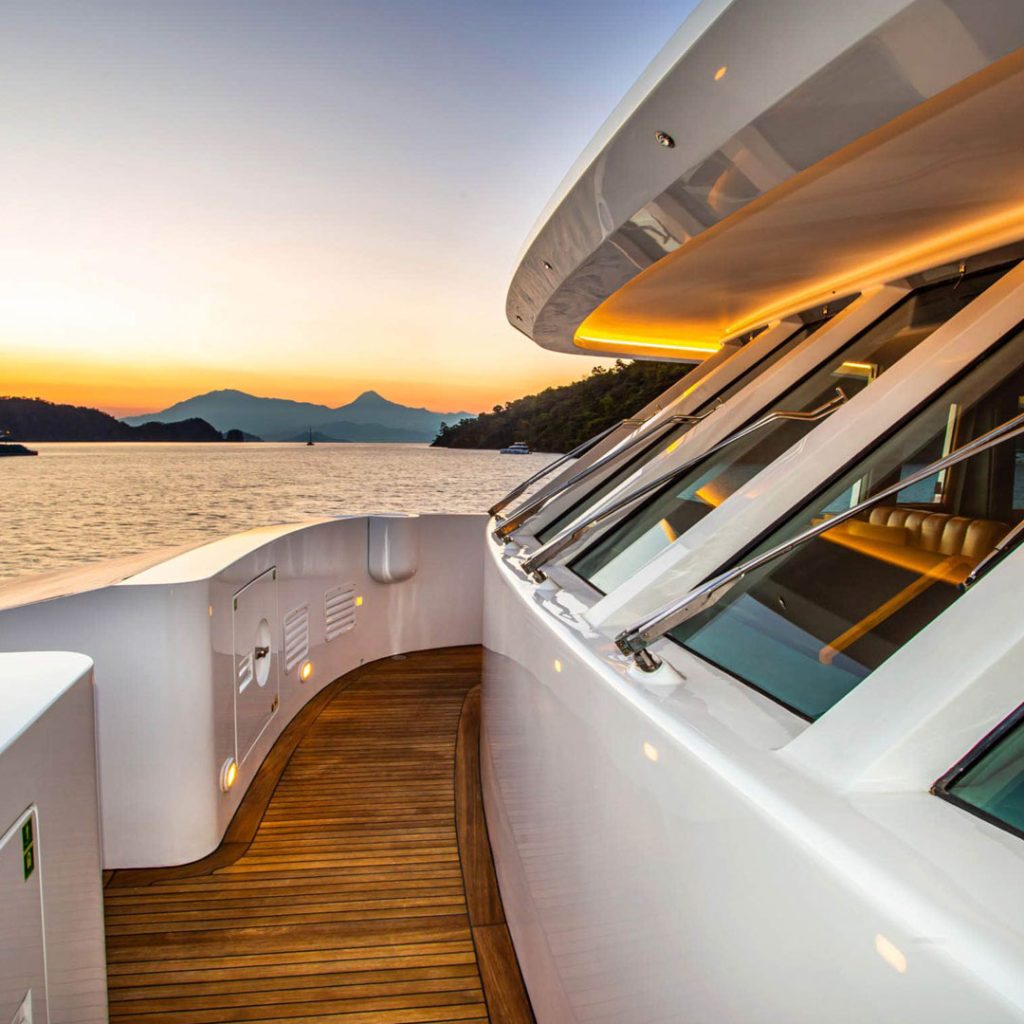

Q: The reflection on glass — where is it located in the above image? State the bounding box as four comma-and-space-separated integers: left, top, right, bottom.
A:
536, 319, 827, 545
622, 207, 682, 258
947, 716, 1024, 837
670, 319, 1024, 719
572, 265, 1011, 594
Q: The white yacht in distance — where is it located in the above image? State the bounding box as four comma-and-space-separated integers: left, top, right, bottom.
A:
500, 441, 532, 455
5, 2, 1024, 1022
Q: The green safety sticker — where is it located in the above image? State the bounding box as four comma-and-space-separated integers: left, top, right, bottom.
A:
22, 817, 35, 880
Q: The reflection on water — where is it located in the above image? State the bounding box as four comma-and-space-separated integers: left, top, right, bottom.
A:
0, 442, 557, 581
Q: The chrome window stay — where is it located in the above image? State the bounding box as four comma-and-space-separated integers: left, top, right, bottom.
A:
520, 387, 849, 581
492, 401, 723, 541
616, 407, 1024, 672
489, 417, 630, 519
962, 515, 1024, 589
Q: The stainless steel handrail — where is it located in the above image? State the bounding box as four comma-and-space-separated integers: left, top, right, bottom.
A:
520, 387, 849, 581
615, 407, 1024, 671
489, 418, 631, 519
492, 401, 724, 542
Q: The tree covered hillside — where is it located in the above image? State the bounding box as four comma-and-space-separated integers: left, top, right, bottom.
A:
0, 396, 228, 442
432, 360, 690, 452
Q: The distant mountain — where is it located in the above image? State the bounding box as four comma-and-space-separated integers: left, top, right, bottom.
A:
277, 421, 426, 444
123, 389, 475, 443
0, 397, 228, 442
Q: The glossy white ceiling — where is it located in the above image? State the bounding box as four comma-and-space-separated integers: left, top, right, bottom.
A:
507, 0, 1024, 358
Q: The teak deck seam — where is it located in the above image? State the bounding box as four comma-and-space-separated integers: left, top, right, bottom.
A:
103, 645, 534, 1024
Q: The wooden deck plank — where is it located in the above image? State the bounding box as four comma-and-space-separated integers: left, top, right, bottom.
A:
103, 646, 534, 1023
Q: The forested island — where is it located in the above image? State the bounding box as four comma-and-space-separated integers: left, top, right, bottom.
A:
432, 359, 690, 452
0, 397, 250, 442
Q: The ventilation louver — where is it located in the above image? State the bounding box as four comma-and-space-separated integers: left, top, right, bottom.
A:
325, 584, 357, 641
283, 605, 310, 673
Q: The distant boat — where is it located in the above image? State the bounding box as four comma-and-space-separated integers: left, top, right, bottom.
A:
306, 428, 315, 446
500, 441, 531, 455
0, 443, 38, 457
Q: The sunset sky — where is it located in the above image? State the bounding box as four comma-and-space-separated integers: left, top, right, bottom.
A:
1, 1, 697, 417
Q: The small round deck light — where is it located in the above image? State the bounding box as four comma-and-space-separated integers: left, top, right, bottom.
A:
220, 757, 238, 792
355, 595, 364, 607
654, 130, 675, 149
714, 64, 728, 82
542, 259, 554, 270
300, 659, 314, 683
643, 741, 659, 763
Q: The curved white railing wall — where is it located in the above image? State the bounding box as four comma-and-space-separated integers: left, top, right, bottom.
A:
0, 513, 485, 869
481, 535, 1024, 1023
0, 653, 107, 1024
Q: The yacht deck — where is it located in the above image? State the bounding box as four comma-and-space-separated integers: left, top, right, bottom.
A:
102, 646, 532, 1024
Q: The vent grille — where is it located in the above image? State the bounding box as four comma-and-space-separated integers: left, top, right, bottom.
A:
237, 652, 254, 693
283, 605, 310, 673
325, 584, 357, 641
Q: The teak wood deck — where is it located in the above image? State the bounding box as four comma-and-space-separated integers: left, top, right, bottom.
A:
103, 645, 534, 1024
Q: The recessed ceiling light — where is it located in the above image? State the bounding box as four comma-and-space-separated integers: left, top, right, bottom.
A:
654, 130, 675, 149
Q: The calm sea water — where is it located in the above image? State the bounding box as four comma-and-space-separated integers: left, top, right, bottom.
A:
0, 442, 558, 582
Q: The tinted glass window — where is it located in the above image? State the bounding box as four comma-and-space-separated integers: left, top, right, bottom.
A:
536, 320, 826, 544
945, 714, 1024, 838
573, 267, 1009, 593
670, 319, 1024, 719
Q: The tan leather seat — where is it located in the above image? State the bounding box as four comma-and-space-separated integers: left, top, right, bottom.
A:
867, 505, 1008, 562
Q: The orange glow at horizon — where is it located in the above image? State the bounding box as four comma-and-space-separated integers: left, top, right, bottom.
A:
0, 2, 640, 425
2, 350, 604, 418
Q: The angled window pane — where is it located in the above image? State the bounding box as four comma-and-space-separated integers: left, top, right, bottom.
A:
572, 266, 1010, 594
946, 716, 1024, 837
671, 317, 1024, 719
537, 319, 829, 544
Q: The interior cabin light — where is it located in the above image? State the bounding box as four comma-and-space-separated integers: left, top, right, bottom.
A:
300, 659, 314, 682
553, 659, 563, 673
714, 65, 728, 81
220, 757, 238, 793
835, 360, 878, 381
643, 742, 660, 763
355, 595, 364, 607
